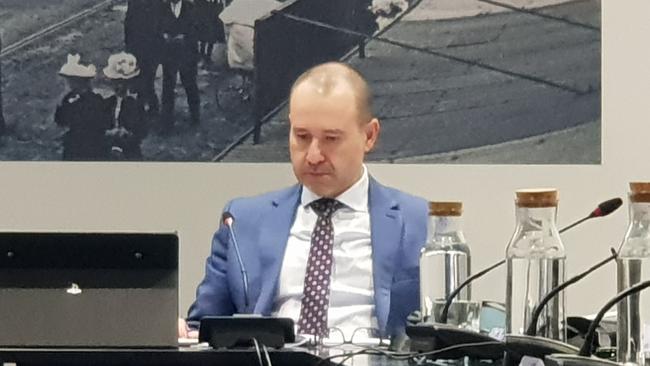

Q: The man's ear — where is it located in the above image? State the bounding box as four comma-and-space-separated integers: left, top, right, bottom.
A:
364, 118, 380, 152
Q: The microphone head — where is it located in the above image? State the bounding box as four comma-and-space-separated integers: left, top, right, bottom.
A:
591, 198, 623, 218
222, 212, 234, 227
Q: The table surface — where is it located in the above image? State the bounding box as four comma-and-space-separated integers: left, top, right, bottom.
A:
0, 344, 503, 366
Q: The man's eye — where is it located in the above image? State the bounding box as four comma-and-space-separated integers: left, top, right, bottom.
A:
325, 135, 339, 142
295, 133, 309, 140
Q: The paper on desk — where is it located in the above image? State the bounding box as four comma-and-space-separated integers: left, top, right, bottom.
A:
178, 337, 199, 346
519, 356, 545, 366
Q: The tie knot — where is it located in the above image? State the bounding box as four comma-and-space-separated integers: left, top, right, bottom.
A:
310, 198, 342, 218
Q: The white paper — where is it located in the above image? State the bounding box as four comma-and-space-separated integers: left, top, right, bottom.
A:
519, 356, 545, 366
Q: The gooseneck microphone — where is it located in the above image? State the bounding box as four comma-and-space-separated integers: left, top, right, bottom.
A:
559, 198, 623, 234
503, 247, 620, 366
579, 279, 650, 357
525, 248, 618, 336
222, 212, 250, 311
440, 260, 504, 323
439, 197, 623, 324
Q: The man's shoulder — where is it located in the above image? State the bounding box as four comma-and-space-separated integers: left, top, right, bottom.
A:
371, 178, 428, 212
226, 184, 300, 213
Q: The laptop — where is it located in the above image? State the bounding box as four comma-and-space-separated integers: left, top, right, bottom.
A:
0, 232, 178, 348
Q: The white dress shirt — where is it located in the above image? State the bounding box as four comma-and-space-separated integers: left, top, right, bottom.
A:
171, 1, 182, 18
273, 166, 376, 339
113, 96, 123, 128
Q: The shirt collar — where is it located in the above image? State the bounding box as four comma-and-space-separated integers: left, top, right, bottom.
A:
301, 165, 369, 213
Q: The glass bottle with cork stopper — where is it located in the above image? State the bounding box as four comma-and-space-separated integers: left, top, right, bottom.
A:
505, 188, 566, 341
617, 182, 650, 366
419, 201, 474, 328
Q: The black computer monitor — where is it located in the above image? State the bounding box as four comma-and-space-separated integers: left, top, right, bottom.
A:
0, 232, 178, 348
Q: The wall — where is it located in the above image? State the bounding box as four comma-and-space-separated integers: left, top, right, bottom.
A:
0, 0, 646, 319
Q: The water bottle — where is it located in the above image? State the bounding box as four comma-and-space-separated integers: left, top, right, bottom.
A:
506, 189, 566, 341
617, 182, 650, 365
419, 201, 473, 327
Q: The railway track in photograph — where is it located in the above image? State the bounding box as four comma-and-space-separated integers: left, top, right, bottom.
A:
1, 0, 117, 60
0, 0, 254, 161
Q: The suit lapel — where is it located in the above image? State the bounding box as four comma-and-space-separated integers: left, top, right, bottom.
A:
253, 185, 301, 314
251, 179, 404, 330
179, 1, 188, 20
368, 178, 402, 332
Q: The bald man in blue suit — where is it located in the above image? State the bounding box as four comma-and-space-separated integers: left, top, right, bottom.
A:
182, 62, 428, 338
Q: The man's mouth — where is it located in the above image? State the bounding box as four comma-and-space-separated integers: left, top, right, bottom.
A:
306, 171, 329, 177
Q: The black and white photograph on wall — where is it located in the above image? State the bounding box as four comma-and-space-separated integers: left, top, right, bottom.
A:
0, 0, 600, 163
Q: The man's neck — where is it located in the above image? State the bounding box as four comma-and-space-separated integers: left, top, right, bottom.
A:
302, 165, 368, 202
334, 165, 365, 198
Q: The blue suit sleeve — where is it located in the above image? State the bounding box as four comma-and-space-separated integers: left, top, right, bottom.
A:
186, 204, 237, 328
386, 195, 429, 335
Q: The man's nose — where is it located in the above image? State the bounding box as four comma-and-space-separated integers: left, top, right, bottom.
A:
306, 139, 325, 165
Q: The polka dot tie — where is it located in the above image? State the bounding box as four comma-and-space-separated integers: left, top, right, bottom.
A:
297, 198, 343, 337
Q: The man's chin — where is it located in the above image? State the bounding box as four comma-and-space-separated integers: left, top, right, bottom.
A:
302, 178, 337, 198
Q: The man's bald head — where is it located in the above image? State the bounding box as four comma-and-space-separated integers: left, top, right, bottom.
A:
289, 62, 373, 124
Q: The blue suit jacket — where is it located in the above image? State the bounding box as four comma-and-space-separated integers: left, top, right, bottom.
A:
187, 178, 428, 336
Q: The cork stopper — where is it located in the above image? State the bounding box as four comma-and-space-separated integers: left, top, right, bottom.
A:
630, 182, 650, 203
428, 201, 463, 216
515, 188, 558, 208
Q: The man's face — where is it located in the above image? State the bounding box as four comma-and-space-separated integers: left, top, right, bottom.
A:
65, 77, 90, 93
289, 84, 379, 198
111, 80, 128, 95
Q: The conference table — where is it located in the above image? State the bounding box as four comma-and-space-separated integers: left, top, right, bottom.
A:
0, 344, 502, 366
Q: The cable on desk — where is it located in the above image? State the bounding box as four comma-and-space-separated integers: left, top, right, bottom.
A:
253, 338, 265, 366
263, 343, 273, 366
316, 340, 503, 365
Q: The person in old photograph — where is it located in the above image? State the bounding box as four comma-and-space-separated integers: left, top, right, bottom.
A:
195, 0, 227, 66
54, 54, 110, 161
160, 0, 201, 131
179, 62, 428, 340
124, 0, 165, 117
103, 52, 148, 160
